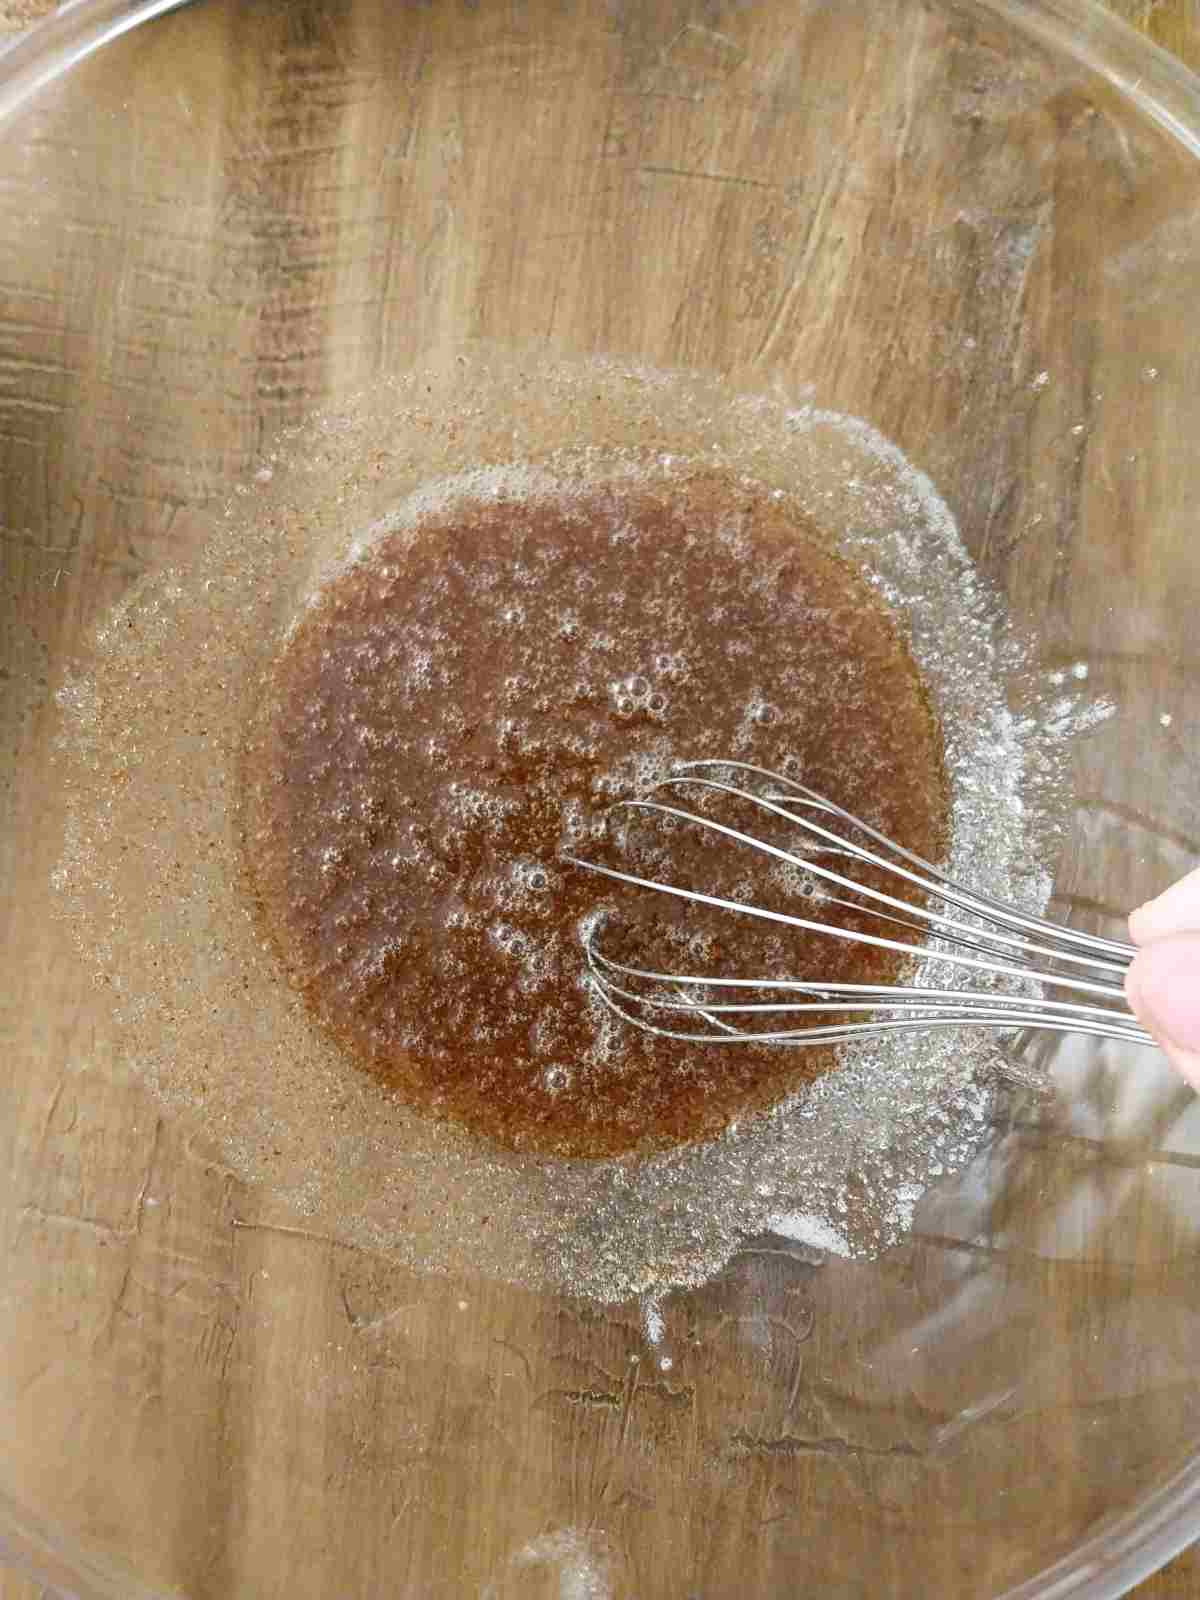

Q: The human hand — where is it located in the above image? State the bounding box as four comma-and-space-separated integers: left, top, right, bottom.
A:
1125, 865, 1200, 1091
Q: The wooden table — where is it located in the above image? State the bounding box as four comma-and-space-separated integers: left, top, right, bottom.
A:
943, 0, 1199, 1586
1093, 18, 1200, 1594
3, 0, 1200, 1595
1059, 0, 1200, 1570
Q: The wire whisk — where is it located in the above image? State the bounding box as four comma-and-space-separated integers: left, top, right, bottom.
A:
566, 760, 1154, 1050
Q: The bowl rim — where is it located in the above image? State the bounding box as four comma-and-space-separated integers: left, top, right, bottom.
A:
2, 0, 1199, 1595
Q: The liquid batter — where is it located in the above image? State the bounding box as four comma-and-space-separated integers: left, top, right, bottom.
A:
241, 469, 949, 1158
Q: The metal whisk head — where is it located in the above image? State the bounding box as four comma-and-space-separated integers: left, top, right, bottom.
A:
566, 760, 1153, 1050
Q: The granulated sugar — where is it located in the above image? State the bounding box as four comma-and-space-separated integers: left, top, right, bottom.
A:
766, 1212, 854, 1259
50, 350, 1097, 1302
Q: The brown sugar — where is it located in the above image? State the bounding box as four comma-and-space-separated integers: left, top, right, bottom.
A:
239, 469, 949, 1158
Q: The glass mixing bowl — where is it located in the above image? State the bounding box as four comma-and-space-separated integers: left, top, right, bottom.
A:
3, 0, 1200, 1595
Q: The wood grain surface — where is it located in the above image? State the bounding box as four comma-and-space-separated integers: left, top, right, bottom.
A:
884, 2, 1200, 1587
3, 0, 1200, 1597
1049, 0, 1198, 1574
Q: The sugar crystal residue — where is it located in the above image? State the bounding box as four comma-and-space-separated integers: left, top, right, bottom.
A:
50, 350, 1093, 1300
767, 1212, 853, 1259
502, 1529, 615, 1600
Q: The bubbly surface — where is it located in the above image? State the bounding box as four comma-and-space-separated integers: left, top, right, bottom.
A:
241, 471, 949, 1157
51, 356, 1076, 1298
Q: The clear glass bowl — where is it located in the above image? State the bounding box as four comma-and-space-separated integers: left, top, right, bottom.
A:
3, 1, 1200, 1595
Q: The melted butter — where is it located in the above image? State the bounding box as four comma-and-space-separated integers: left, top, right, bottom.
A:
241, 469, 949, 1157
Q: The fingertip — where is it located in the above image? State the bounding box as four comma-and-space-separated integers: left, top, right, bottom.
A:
1125, 934, 1200, 1061
1127, 865, 1200, 946
1125, 951, 1200, 1091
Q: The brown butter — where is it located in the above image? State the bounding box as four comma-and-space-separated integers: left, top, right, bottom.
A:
240, 471, 949, 1158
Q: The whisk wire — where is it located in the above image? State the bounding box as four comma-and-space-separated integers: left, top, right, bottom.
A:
569, 760, 1154, 1052
574, 837, 1129, 1003
585, 946, 1142, 1023
691, 759, 1133, 959
639, 772, 1130, 979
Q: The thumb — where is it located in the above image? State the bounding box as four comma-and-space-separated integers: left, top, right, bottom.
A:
1125, 934, 1200, 1093
1129, 864, 1200, 945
